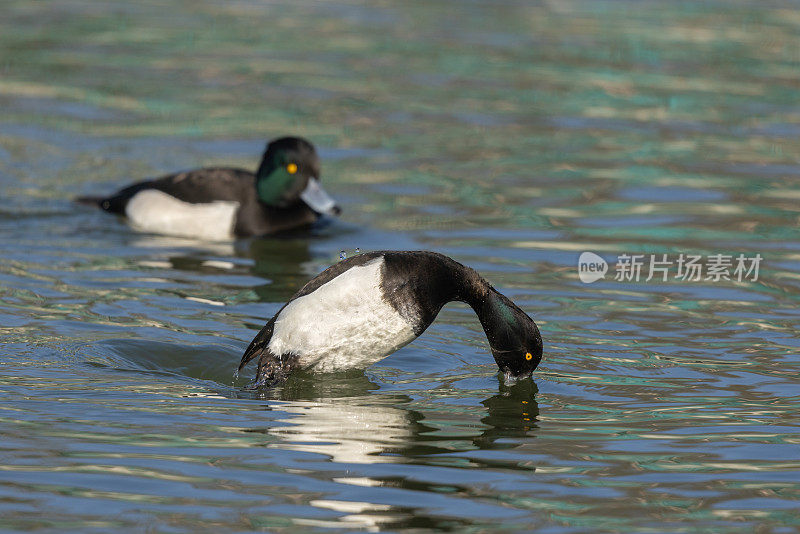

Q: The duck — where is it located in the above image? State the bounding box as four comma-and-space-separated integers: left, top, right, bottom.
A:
76, 136, 340, 240
238, 250, 543, 386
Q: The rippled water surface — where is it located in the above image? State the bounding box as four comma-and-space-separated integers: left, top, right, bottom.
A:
2, 1, 800, 532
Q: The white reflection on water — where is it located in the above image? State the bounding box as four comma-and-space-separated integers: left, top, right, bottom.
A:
268, 399, 411, 464
129, 235, 236, 256
300, 500, 395, 532
264, 396, 413, 530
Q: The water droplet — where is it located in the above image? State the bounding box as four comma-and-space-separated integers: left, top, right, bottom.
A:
233, 369, 239, 380
339, 250, 347, 260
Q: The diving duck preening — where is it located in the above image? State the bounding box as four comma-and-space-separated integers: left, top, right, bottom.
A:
238, 250, 543, 386
76, 136, 340, 240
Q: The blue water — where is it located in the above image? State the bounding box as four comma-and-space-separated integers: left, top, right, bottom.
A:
1, 1, 799, 532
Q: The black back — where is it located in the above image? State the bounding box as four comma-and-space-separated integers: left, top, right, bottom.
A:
96, 167, 255, 214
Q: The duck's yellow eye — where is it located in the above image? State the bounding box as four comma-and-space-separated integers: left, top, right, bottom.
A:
525, 352, 533, 361
287, 163, 298, 174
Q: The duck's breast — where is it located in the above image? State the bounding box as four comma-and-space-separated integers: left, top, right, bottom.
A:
268, 257, 418, 371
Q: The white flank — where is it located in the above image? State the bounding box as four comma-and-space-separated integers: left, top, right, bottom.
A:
268, 257, 418, 372
125, 189, 238, 241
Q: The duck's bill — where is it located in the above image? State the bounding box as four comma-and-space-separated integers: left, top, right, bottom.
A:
300, 178, 341, 216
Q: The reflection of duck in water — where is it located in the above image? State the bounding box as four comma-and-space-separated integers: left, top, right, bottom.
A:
77, 137, 340, 240
125, 231, 321, 305
239, 250, 543, 386
255, 373, 538, 464
244, 371, 413, 465
475, 378, 539, 450
243, 372, 539, 529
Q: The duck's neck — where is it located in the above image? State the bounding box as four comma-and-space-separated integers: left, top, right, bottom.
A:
437, 257, 530, 361
383, 252, 526, 351
449, 261, 491, 310
458, 271, 516, 345
434, 256, 515, 339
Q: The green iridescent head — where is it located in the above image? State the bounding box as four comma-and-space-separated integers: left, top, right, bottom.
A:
256, 137, 339, 215
480, 290, 543, 378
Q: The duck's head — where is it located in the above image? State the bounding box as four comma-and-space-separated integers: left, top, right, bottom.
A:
255, 137, 341, 216
480, 290, 543, 378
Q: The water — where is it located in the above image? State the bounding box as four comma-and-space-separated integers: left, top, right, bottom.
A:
1, 0, 799, 531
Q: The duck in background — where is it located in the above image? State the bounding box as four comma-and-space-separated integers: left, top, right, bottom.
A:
239, 250, 543, 386
77, 136, 340, 240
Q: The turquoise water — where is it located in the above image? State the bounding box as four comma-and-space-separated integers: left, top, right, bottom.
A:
1, 1, 799, 531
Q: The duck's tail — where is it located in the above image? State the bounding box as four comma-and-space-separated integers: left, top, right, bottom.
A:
238, 321, 274, 374
74, 195, 105, 207
239, 320, 296, 387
